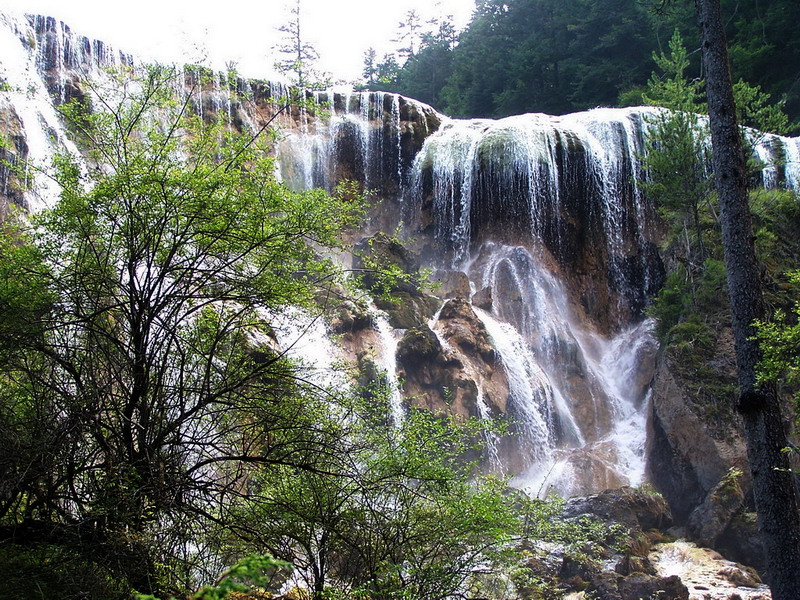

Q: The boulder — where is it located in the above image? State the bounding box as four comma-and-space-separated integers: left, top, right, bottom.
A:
437, 298, 497, 365
687, 468, 745, 548
328, 300, 373, 334
472, 285, 493, 310
430, 269, 471, 299
716, 511, 766, 576
619, 574, 689, 600
585, 572, 689, 600
647, 356, 748, 522
395, 326, 477, 417
563, 487, 673, 533
374, 292, 439, 329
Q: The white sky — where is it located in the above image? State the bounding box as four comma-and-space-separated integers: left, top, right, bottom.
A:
0, 0, 475, 83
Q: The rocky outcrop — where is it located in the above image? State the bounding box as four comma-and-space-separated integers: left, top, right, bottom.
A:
716, 511, 766, 576
649, 542, 768, 600
0, 102, 28, 212
687, 468, 746, 549
646, 348, 773, 576
563, 487, 673, 533
647, 356, 748, 522
585, 572, 689, 600
512, 488, 763, 600
395, 298, 510, 422
353, 232, 440, 329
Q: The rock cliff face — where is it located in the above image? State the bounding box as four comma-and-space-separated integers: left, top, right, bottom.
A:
3, 9, 800, 544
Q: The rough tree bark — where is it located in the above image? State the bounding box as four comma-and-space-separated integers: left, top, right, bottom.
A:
694, 0, 800, 596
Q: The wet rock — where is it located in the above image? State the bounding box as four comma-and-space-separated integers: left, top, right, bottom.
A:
391, 298, 512, 423
328, 300, 373, 334
560, 554, 598, 584
554, 444, 628, 496
563, 487, 672, 533
615, 554, 657, 576
433, 298, 510, 417
374, 291, 439, 329
650, 541, 770, 600
647, 357, 748, 522
618, 573, 689, 600
585, 572, 623, 600
688, 468, 745, 548
395, 326, 477, 416
472, 285, 493, 310
430, 269, 471, 299
397, 326, 441, 365
716, 565, 760, 588
438, 298, 497, 365
716, 512, 766, 576
353, 233, 440, 328
585, 571, 689, 600
0, 103, 29, 210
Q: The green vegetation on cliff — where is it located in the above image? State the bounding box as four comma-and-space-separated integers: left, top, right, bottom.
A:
0, 65, 624, 600
642, 31, 800, 432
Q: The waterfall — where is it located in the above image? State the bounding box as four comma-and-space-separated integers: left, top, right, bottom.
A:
266, 307, 347, 392
0, 13, 86, 211
372, 308, 405, 426
277, 90, 435, 196
469, 244, 654, 496
7, 9, 800, 500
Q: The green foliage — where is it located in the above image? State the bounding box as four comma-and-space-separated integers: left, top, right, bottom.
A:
0, 544, 131, 600
733, 79, 794, 136
136, 555, 291, 600
518, 496, 625, 560
642, 30, 712, 267
382, 0, 685, 117
644, 30, 705, 113
643, 31, 800, 426
215, 377, 520, 600
378, 0, 800, 121
0, 64, 364, 596
756, 271, 800, 397
723, 0, 800, 122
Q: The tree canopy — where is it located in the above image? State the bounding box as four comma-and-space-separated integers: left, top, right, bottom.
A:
0, 64, 363, 596
372, 0, 800, 122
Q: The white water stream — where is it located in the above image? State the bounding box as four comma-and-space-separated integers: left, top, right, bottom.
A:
372, 307, 405, 426
7, 10, 800, 500
463, 244, 655, 496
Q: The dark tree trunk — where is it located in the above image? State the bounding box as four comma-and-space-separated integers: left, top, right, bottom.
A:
694, 0, 800, 596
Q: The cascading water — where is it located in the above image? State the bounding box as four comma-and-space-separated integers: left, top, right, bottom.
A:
0, 13, 91, 211
466, 243, 654, 495
7, 9, 800, 500
372, 307, 405, 426
276, 90, 437, 196
408, 109, 739, 495
410, 109, 665, 317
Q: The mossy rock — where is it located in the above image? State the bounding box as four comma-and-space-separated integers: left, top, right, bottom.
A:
397, 326, 442, 366
375, 291, 440, 329
328, 300, 374, 333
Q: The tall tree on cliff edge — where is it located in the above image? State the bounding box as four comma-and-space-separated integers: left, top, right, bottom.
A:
694, 0, 800, 595
273, 0, 328, 89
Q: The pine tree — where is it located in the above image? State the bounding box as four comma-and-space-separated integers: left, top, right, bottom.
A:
273, 0, 327, 88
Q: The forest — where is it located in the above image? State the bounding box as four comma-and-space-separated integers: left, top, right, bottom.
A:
1, 0, 800, 599
368, 0, 800, 122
